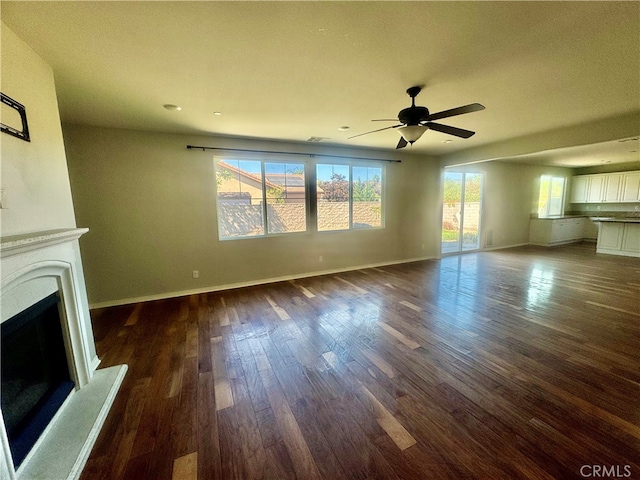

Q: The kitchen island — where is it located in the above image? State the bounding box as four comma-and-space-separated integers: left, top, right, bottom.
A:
592, 217, 640, 257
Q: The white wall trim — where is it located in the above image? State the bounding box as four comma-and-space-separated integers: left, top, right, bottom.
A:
484, 242, 531, 251
89, 242, 539, 309
89, 254, 438, 309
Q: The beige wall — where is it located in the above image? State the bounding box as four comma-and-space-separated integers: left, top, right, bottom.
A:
0, 23, 76, 236
63, 125, 439, 306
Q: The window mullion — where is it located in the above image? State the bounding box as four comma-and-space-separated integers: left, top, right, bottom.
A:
308, 161, 317, 233
261, 161, 268, 235
348, 166, 353, 229
459, 173, 466, 251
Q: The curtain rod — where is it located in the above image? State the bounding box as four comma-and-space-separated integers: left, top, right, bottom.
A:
186, 145, 401, 163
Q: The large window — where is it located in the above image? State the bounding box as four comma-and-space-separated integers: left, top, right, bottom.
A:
214, 157, 384, 239
538, 175, 565, 217
215, 159, 307, 239
316, 164, 383, 231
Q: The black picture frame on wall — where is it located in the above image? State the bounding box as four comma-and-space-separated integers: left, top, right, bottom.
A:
1, 92, 30, 142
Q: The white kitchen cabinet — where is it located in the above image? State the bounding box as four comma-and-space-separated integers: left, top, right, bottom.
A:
621, 223, 640, 254
570, 171, 640, 203
621, 172, 640, 202
596, 222, 640, 257
529, 217, 586, 246
602, 173, 623, 202
569, 175, 589, 203
597, 222, 624, 250
586, 175, 606, 203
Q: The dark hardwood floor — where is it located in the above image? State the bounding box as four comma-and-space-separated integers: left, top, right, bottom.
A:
82, 243, 640, 480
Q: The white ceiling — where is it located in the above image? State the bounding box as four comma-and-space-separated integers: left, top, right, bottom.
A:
1, 1, 639, 166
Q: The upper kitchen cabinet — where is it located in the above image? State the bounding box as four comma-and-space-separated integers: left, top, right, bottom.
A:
569, 175, 589, 203
570, 171, 640, 204
586, 175, 606, 202
621, 171, 640, 202
602, 173, 623, 202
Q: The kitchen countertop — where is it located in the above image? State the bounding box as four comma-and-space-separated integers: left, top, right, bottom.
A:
530, 215, 640, 223
531, 215, 588, 220
589, 217, 640, 223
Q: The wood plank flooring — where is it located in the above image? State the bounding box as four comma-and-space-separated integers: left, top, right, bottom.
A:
82, 243, 640, 480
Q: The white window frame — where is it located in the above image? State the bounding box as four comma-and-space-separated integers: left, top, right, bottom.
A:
214, 155, 309, 240
316, 162, 385, 232
538, 175, 566, 218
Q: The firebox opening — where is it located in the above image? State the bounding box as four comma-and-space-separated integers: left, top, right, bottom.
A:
1, 291, 75, 469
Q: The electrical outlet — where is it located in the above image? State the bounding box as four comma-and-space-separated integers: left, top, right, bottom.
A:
318, 256, 323, 262
192, 270, 199, 279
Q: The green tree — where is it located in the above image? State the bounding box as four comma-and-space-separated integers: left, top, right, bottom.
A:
353, 176, 380, 201
443, 175, 481, 206
319, 173, 349, 201
443, 178, 462, 206
266, 185, 285, 203
464, 176, 481, 202
216, 166, 233, 188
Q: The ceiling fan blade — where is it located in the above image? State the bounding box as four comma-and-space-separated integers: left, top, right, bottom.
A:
348, 124, 402, 139
371, 119, 399, 122
396, 137, 408, 149
427, 103, 485, 121
426, 122, 475, 138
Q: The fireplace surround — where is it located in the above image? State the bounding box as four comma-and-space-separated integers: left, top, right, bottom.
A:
1, 228, 126, 480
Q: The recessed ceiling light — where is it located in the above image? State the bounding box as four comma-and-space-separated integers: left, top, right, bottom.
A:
213, 111, 222, 116
338, 126, 350, 131
163, 104, 181, 111
443, 139, 452, 144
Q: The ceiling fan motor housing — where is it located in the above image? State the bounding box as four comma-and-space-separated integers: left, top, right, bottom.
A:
398, 106, 429, 125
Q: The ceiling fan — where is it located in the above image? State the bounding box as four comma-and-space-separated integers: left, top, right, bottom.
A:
349, 86, 485, 149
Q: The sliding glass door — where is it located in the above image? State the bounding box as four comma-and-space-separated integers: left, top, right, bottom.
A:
441, 171, 483, 254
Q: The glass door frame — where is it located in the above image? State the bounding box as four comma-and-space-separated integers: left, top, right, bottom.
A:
441, 170, 484, 256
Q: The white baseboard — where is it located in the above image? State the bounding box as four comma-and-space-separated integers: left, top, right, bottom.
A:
483, 242, 530, 251
89, 255, 437, 309
90, 241, 577, 310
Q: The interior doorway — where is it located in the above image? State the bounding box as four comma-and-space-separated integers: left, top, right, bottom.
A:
441, 171, 483, 255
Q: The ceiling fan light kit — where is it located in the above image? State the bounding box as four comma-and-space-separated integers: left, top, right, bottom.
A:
397, 125, 427, 143
349, 86, 485, 149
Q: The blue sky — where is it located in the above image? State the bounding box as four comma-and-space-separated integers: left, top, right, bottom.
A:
220, 159, 380, 182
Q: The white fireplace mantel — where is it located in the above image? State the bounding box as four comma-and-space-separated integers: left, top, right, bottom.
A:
1, 228, 89, 259
1, 228, 126, 480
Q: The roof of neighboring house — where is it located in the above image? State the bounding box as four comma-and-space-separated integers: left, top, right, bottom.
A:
217, 161, 278, 189
218, 161, 322, 195
264, 173, 305, 187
